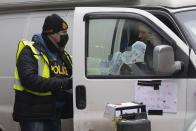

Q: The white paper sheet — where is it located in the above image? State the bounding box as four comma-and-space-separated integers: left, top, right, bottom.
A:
122, 41, 146, 64
135, 82, 177, 113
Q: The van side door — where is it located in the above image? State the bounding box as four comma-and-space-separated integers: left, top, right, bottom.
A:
73, 7, 189, 131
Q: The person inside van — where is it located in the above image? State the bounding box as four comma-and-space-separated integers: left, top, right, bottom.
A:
119, 22, 163, 75
137, 22, 162, 71
13, 14, 72, 131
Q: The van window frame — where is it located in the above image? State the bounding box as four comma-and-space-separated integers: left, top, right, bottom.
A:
152, 11, 186, 42
84, 12, 176, 79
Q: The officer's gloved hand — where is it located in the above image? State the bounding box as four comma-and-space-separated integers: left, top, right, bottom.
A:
61, 78, 72, 90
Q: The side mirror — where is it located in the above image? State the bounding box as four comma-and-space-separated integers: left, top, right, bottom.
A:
153, 45, 183, 75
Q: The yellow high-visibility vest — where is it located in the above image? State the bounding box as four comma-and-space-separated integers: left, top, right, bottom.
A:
13, 40, 72, 96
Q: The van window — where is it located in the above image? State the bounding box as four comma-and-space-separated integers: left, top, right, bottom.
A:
154, 14, 183, 41
86, 18, 182, 77
175, 10, 196, 51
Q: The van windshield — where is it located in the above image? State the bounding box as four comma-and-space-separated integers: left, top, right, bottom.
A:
175, 9, 196, 49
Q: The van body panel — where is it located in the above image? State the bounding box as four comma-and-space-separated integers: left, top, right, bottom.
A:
73, 7, 190, 131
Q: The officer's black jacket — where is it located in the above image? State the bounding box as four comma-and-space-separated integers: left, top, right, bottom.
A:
13, 39, 73, 121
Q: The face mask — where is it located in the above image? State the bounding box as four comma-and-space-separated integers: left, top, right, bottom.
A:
58, 34, 69, 48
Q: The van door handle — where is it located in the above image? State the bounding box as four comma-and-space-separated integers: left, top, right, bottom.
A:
137, 80, 161, 90
76, 85, 86, 109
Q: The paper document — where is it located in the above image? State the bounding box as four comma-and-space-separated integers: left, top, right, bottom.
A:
135, 82, 177, 113
122, 41, 146, 64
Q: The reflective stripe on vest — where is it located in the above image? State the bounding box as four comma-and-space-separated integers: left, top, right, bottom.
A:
13, 41, 51, 96
64, 51, 72, 66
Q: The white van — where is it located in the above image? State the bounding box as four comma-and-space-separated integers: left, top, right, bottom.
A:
1, 0, 196, 131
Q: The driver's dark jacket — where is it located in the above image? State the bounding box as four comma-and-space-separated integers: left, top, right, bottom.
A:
13, 39, 72, 121
144, 42, 154, 70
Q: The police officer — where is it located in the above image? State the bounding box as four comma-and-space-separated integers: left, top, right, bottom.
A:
13, 14, 72, 131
